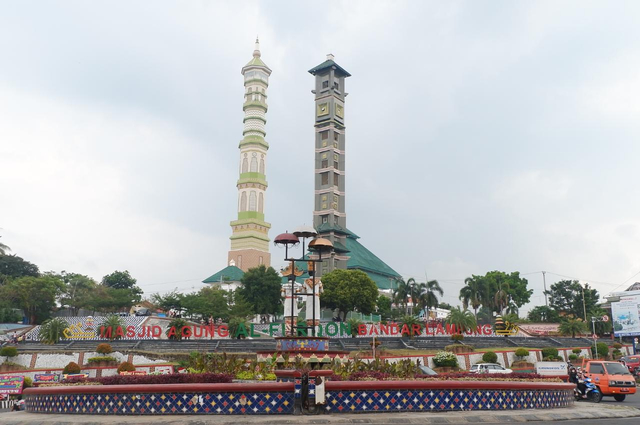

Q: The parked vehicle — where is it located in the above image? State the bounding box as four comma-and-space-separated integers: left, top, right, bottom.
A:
418, 365, 438, 376
583, 360, 637, 401
469, 363, 513, 374
620, 355, 640, 376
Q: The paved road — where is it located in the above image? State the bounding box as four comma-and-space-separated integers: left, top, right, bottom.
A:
0, 402, 638, 425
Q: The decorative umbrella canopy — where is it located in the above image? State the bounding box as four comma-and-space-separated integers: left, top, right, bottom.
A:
308, 237, 334, 253
293, 225, 317, 239
274, 232, 300, 247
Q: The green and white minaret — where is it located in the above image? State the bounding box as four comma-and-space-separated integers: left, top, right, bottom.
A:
228, 38, 272, 271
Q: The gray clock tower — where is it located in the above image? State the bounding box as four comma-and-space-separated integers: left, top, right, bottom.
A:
309, 54, 351, 275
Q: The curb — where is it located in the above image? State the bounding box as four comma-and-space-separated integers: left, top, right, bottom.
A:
0, 404, 638, 424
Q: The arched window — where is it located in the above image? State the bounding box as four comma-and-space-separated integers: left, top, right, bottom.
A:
242, 154, 248, 173
249, 191, 257, 211
259, 156, 265, 174
258, 192, 264, 212
250, 153, 258, 172
240, 192, 247, 211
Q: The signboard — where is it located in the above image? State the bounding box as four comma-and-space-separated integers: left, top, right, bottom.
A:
119, 371, 146, 376
34, 373, 61, 383
0, 375, 24, 394
611, 294, 640, 336
535, 362, 568, 376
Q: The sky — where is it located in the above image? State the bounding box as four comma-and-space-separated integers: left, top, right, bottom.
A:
1, 1, 640, 312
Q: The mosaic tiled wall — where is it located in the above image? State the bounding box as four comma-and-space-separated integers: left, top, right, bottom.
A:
26, 391, 295, 415
324, 388, 573, 413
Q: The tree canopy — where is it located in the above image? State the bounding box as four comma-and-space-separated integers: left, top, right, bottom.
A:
0, 254, 40, 283
458, 271, 533, 316
321, 269, 378, 320
0, 275, 65, 324
238, 265, 283, 315
545, 280, 599, 320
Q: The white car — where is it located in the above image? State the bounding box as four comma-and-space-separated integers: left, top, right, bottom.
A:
470, 363, 513, 374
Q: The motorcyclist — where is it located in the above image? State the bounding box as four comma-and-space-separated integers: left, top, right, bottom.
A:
569, 367, 587, 397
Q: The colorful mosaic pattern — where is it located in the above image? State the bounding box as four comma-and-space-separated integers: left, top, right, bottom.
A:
325, 389, 573, 412
26, 391, 295, 415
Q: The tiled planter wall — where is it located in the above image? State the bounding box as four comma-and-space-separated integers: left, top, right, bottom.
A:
25, 383, 295, 415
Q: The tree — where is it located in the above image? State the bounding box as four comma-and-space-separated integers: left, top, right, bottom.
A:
527, 306, 560, 323
85, 285, 142, 314
558, 318, 588, 338
181, 287, 231, 321
238, 265, 283, 315
416, 279, 443, 321
438, 302, 453, 310
151, 289, 184, 313
545, 280, 599, 320
392, 278, 411, 314
0, 275, 65, 324
376, 295, 392, 319
38, 317, 69, 344
0, 254, 40, 283
459, 276, 484, 319
53, 271, 98, 315
321, 269, 379, 321
0, 236, 10, 255
445, 307, 477, 333
102, 270, 141, 292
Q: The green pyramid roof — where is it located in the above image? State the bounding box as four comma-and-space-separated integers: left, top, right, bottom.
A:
308, 59, 351, 77
202, 266, 244, 284
245, 55, 270, 69
316, 222, 359, 238
345, 235, 401, 289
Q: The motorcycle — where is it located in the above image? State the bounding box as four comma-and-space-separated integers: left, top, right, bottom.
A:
574, 377, 602, 403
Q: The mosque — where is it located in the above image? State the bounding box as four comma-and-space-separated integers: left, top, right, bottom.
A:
203, 40, 400, 290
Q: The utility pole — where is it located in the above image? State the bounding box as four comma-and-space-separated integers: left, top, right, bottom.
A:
581, 284, 588, 321
542, 271, 548, 306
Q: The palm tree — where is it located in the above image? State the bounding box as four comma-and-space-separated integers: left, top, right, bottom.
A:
558, 318, 588, 338
494, 281, 511, 315
38, 317, 69, 345
0, 236, 9, 255
445, 307, 477, 334
418, 279, 443, 322
392, 278, 411, 314
505, 301, 519, 316
459, 276, 484, 320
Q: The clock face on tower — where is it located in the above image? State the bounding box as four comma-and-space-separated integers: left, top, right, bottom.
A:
336, 104, 344, 118
317, 103, 329, 116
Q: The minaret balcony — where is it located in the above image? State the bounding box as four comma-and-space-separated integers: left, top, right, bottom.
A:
243, 100, 268, 111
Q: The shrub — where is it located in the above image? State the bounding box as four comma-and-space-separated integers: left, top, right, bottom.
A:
612, 349, 622, 359
63, 362, 81, 374
568, 354, 578, 361
23, 376, 33, 388
0, 346, 18, 359
541, 347, 559, 359
514, 348, 529, 358
87, 356, 118, 364
482, 351, 498, 363
451, 333, 464, 342
98, 372, 233, 385
96, 343, 113, 354
591, 342, 609, 358
613, 342, 622, 350
572, 348, 582, 355
433, 351, 459, 368
117, 361, 136, 373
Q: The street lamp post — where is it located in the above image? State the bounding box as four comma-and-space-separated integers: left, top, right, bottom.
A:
275, 227, 333, 337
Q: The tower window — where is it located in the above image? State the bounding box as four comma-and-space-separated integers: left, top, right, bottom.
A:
321, 173, 328, 185
249, 191, 257, 211
321, 215, 329, 223
321, 131, 329, 140
322, 159, 328, 168
259, 256, 263, 265
333, 174, 339, 186
238, 256, 242, 269
334, 81, 339, 90
322, 80, 329, 89
250, 153, 258, 172
333, 132, 339, 141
